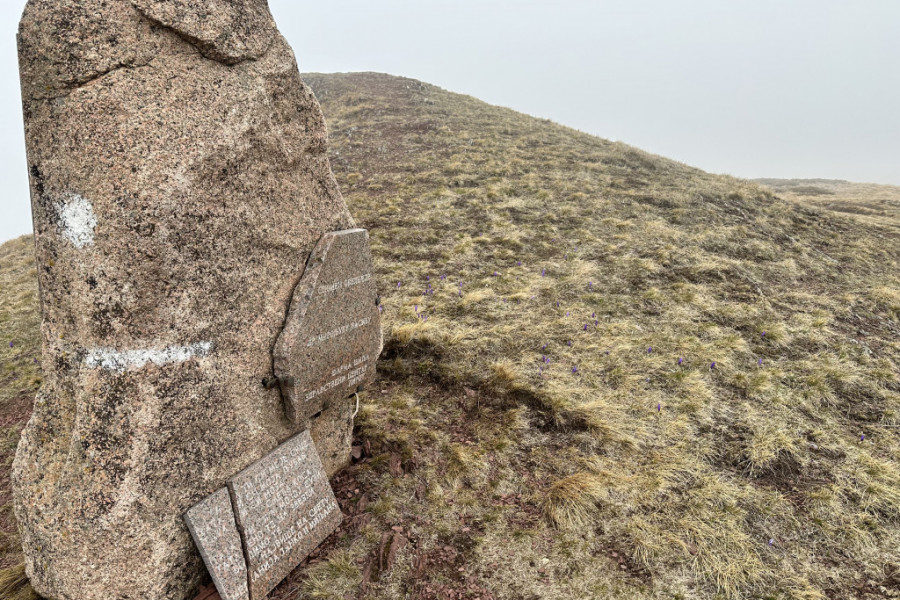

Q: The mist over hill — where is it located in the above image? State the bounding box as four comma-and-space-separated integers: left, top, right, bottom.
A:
755, 178, 900, 227
2, 73, 899, 599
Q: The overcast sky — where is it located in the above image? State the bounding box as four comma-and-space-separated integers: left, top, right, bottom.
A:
1, 0, 898, 241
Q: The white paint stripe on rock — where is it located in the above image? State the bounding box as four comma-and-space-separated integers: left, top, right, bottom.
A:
84, 342, 214, 372
57, 193, 98, 249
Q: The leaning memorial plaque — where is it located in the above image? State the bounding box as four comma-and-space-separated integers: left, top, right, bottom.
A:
184, 432, 342, 600
229, 432, 342, 599
274, 229, 382, 425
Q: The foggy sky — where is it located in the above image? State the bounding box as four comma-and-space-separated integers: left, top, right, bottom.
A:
1, 0, 898, 242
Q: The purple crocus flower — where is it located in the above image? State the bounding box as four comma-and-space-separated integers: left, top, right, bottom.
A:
768, 539, 774, 546
678, 357, 683, 365
556, 301, 560, 307
426, 276, 431, 281
583, 324, 588, 331
594, 320, 598, 326
761, 332, 766, 338
414, 305, 418, 312
378, 306, 384, 313
605, 351, 610, 355
568, 340, 573, 347
710, 362, 717, 370
647, 347, 653, 354
398, 281, 402, 288
592, 312, 596, 318
588, 282, 593, 288
860, 434, 866, 442
517, 261, 522, 267
657, 403, 661, 412
566, 311, 570, 317
494, 271, 499, 277
542, 268, 546, 277
542, 343, 548, 350
758, 358, 763, 366
8, 342, 13, 348
572, 366, 578, 374
441, 274, 447, 281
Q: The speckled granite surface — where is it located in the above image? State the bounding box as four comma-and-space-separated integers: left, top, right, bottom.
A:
12, 1, 364, 598
275, 229, 382, 425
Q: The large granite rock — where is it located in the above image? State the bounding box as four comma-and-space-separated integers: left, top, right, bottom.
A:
12, 1, 370, 598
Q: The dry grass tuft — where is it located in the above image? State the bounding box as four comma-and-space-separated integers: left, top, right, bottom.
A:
543, 472, 607, 529
0, 564, 38, 600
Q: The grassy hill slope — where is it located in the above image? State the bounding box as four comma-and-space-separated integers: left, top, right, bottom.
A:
3, 72, 900, 599
755, 179, 900, 230
0, 236, 40, 600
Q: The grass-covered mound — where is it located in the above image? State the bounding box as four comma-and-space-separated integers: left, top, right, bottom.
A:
756, 179, 900, 229
2, 73, 900, 599
0, 235, 40, 600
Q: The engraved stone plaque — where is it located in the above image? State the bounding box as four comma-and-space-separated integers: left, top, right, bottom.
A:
184, 432, 342, 600
229, 431, 343, 600
274, 229, 383, 425
185, 488, 250, 600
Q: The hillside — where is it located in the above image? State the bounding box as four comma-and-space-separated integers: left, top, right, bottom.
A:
755, 179, 900, 229
0, 236, 40, 600
2, 72, 900, 599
